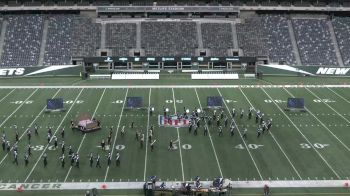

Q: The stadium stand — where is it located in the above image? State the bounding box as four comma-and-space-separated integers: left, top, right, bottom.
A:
261, 15, 296, 65
0, 15, 44, 67
71, 17, 101, 57
105, 23, 137, 56
292, 18, 338, 66
201, 23, 234, 56
236, 17, 268, 57
332, 17, 350, 66
44, 15, 74, 65
141, 22, 197, 56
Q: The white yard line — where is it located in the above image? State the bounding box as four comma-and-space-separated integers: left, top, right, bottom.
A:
327, 87, 350, 104
0, 89, 38, 129
284, 88, 350, 152
238, 87, 302, 180
143, 88, 151, 181
0, 84, 350, 89
261, 88, 341, 179
24, 89, 84, 183
306, 87, 350, 125
194, 88, 223, 177
171, 88, 185, 181
103, 89, 129, 182
64, 88, 107, 182
0, 88, 62, 166
0, 89, 15, 103
217, 88, 263, 181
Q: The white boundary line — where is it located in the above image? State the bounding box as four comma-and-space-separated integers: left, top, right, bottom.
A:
24, 89, 84, 183
64, 88, 107, 182
0, 84, 350, 89
194, 88, 223, 177
238, 87, 303, 180
0, 89, 15, 103
327, 87, 350, 104
217, 88, 264, 180
0, 89, 38, 129
143, 88, 151, 181
1, 180, 350, 190
0, 88, 62, 166
171, 88, 185, 181
284, 88, 350, 152
103, 89, 129, 182
260, 88, 341, 179
306, 87, 350, 125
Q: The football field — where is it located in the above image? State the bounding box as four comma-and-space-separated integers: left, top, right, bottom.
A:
0, 77, 350, 195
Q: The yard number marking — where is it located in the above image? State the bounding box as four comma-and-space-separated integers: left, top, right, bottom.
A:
112, 100, 124, 104
10, 100, 33, 104
313, 99, 335, 103
235, 143, 264, 150
165, 100, 183, 104
300, 143, 329, 149
264, 99, 285, 103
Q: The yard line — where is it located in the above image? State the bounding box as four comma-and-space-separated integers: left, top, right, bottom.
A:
171, 88, 185, 181
103, 88, 129, 182
0, 88, 62, 166
24, 89, 84, 183
0, 88, 38, 129
284, 88, 350, 152
143, 88, 151, 181
194, 88, 223, 177
64, 88, 107, 182
217, 88, 264, 181
306, 87, 350, 125
0, 89, 15, 103
327, 87, 350, 104
261, 88, 341, 179
238, 87, 302, 180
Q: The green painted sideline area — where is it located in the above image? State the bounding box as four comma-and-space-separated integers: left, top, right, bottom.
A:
0, 76, 350, 195
0, 75, 350, 86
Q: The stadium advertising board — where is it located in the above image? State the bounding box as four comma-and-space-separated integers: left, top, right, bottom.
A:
258, 64, 350, 76
97, 6, 239, 13
84, 56, 255, 63
0, 65, 82, 77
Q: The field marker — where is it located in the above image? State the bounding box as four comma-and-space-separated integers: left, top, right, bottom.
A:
217, 88, 263, 181
306, 87, 350, 125
261, 88, 341, 179
143, 88, 151, 181
0, 89, 62, 166
284, 88, 350, 152
24, 89, 84, 183
64, 88, 107, 182
242, 87, 302, 177
103, 89, 129, 182
194, 88, 223, 177
171, 88, 185, 182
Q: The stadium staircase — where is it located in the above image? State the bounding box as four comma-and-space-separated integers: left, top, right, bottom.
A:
327, 20, 344, 67
136, 21, 141, 49
287, 19, 302, 65
231, 22, 239, 49
196, 22, 204, 49
101, 22, 106, 49
38, 19, 49, 66
0, 20, 7, 61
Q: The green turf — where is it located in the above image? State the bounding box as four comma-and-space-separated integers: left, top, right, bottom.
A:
0, 77, 350, 195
